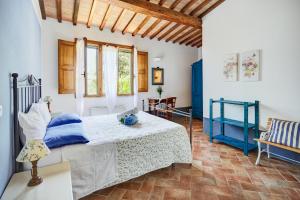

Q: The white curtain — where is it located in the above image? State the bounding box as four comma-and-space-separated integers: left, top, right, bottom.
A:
103, 45, 118, 113
75, 39, 85, 116
133, 47, 138, 108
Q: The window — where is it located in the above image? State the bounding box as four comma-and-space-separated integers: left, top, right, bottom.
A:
58, 39, 148, 96
83, 41, 143, 97
85, 45, 102, 96
118, 49, 133, 95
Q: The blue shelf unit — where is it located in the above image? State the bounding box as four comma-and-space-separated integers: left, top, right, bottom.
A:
209, 98, 259, 156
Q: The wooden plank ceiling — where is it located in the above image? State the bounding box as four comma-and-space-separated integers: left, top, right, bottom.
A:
39, 0, 225, 48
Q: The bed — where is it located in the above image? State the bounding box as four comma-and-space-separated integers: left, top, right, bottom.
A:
11, 73, 192, 199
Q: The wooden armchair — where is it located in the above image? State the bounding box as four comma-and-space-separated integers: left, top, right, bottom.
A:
148, 98, 159, 115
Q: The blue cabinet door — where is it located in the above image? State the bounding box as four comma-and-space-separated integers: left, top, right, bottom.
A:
192, 60, 203, 119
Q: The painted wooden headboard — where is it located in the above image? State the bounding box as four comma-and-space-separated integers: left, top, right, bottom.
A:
11, 73, 42, 172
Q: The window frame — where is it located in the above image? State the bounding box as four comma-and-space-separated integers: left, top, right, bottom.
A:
117, 48, 134, 96
84, 43, 103, 97
84, 39, 135, 97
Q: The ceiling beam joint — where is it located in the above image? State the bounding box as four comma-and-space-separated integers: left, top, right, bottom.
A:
100, 0, 201, 28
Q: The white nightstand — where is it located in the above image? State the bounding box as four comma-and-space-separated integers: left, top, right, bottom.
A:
1, 162, 73, 200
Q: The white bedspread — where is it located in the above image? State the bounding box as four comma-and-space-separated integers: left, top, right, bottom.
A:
32, 111, 192, 199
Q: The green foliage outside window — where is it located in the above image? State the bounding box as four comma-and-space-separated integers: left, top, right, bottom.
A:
87, 46, 98, 96
118, 50, 132, 95
86, 46, 132, 96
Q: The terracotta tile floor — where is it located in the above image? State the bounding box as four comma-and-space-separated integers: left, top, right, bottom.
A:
81, 119, 300, 200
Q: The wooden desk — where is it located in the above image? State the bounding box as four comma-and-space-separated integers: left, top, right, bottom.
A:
1, 162, 73, 200
148, 97, 177, 119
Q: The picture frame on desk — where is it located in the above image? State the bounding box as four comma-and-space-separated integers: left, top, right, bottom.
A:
152, 67, 164, 85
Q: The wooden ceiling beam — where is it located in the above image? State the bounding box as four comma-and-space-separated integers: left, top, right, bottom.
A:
182, 33, 201, 45
100, 0, 201, 28
165, 25, 187, 42
158, 24, 180, 41
144, 0, 187, 40
72, 0, 80, 25
56, 0, 62, 22
122, 13, 137, 34
169, 0, 182, 10
141, 18, 162, 38
155, 0, 203, 42
111, 9, 125, 32
191, 39, 202, 47
181, 0, 198, 14
38, 0, 46, 20
122, 0, 164, 34
186, 36, 201, 46
174, 27, 201, 44
132, 16, 151, 36
199, 0, 225, 18
172, 27, 195, 43
190, 0, 213, 16
99, 5, 111, 31
126, 0, 161, 37
158, 0, 168, 6
150, 21, 172, 39
197, 43, 202, 48
87, 0, 97, 28
192, 39, 202, 46
179, 30, 201, 44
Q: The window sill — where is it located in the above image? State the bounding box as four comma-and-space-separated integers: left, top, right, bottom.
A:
117, 94, 134, 97
84, 95, 104, 98
83, 94, 135, 98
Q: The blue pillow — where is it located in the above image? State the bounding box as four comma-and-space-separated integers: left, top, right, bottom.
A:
44, 123, 89, 149
48, 113, 82, 128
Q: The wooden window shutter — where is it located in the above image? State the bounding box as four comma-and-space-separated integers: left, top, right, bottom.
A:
58, 40, 76, 94
137, 51, 148, 92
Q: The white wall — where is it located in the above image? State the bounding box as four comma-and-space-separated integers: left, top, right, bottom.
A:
41, 19, 198, 115
198, 47, 202, 60
202, 0, 300, 127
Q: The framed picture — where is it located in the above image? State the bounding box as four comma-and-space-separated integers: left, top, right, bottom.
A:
152, 67, 164, 85
240, 50, 260, 81
223, 53, 238, 81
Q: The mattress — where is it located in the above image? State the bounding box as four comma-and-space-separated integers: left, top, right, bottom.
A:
24, 111, 192, 199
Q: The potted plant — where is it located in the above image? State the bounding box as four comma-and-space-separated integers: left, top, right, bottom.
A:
157, 86, 163, 98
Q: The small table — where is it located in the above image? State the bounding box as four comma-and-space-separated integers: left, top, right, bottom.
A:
148, 97, 177, 119
1, 162, 73, 200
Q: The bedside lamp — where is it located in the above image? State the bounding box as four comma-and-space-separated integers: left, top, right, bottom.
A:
16, 139, 50, 186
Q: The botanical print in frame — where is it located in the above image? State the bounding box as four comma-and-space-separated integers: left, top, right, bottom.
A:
240, 50, 260, 81
152, 67, 164, 85
223, 53, 238, 81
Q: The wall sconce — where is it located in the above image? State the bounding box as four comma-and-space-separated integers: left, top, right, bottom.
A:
153, 57, 162, 62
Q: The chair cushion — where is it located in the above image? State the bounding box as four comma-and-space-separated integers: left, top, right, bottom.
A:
268, 119, 300, 149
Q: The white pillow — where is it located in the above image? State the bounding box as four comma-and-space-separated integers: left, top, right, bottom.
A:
31, 102, 51, 125
18, 106, 47, 140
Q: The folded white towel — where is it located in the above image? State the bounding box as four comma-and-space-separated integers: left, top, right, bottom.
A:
117, 107, 139, 121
